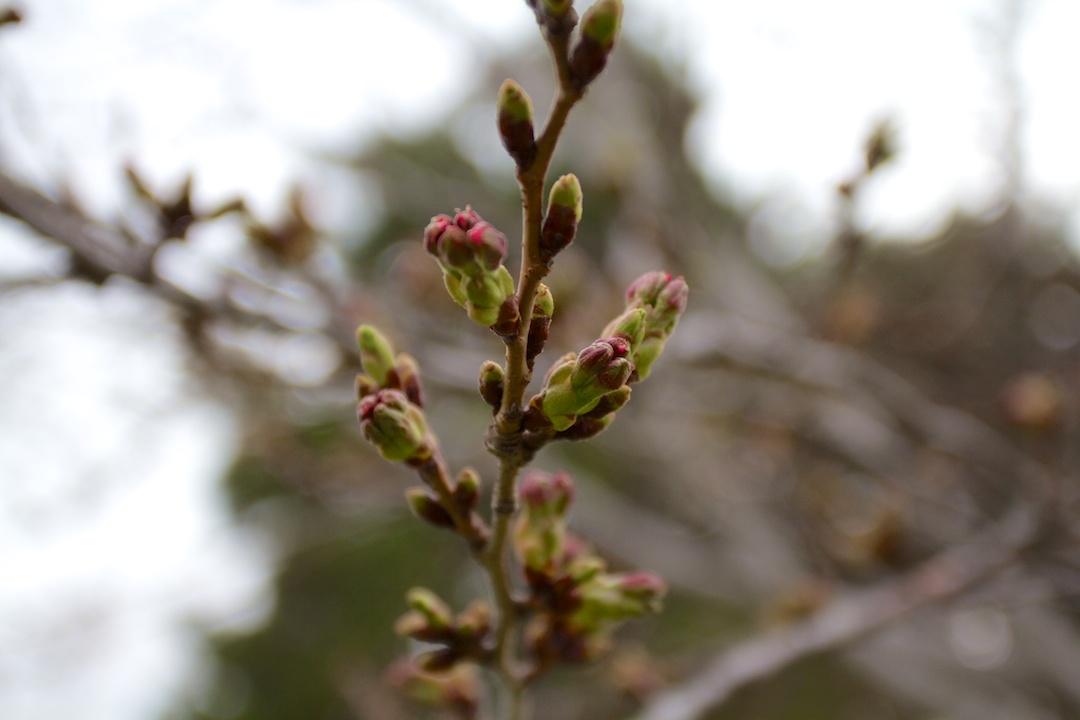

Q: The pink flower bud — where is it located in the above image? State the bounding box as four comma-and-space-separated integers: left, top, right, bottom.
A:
573, 337, 632, 390
453, 206, 483, 231
423, 214, 454, 256
520, 470, 575, 516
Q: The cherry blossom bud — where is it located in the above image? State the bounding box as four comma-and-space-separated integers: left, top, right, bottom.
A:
478, 361, 505, 412
423, 214, 454, 256
540, 339, 634, 431
453, 468, 481, 511
497, 79, 536, 168
570, 0, 622, 90
390, 353, 425, 407
601, 307, 646, 351
520, 470, 575, 517
622, 272, 689, 380
406, 487, 454, 528
453, 206, 483, 231
539, 174, 583, 264
356, 325, 395, 386
357, 389, 431, 463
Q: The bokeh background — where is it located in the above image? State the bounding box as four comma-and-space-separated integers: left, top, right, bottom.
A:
2, 1, 1080, 719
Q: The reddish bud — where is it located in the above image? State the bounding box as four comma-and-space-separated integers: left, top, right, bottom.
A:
453, 207, 483, 231
423, 214, 454, 256
520, 470, 576, 516
539, 174, 583, 265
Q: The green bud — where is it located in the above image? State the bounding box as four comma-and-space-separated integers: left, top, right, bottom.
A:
570, 0, 622, 89
478, 361, 505, 411
601, 307, 646, 350
541, 0, 574, 18
357, 389, 431, 463
406, 587, 454, 632
534, 283, 555, 318
356, 325, 395, 386
580, 0, 621, 46
497, 79, 536, 168
567, 555, 607, 585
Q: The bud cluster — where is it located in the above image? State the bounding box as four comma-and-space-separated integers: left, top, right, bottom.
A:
603, 271, 689, 381
395, 587, 494, 672
354, 326, 433, 463
512, 472, 667, 665
387, 661, 481, 720
527, 336, 635, 434
424, 208, 519, 331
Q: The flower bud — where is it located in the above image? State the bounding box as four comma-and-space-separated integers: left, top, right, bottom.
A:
423, 214, 454, 256
497, 79, 536, 169
526, 284, 555, 369
601, 307, 646, 351
573, 337, 633, 390
570, 0, 622, 90
541, 0, 573, 17
453, 468, 481, 511
539, 174, 583, 265
478, 361, 505, 411
461, 265, 515, 327
354, 373, 377, 400
453, 206, 483, 231
357, 389, 431, 463
406, 487, 455, 528
520, 470, 575, 517
489, 293, 521, 338
572, 570, 667, 630
438, 223, 506, 278
356, 325, 395, 386
533, 283, 555, 319
390, 352, 425, 407
540, 339, 634, 431
622, 272, 689, 380
406, 587, 454, 632
567, 555, 606, 585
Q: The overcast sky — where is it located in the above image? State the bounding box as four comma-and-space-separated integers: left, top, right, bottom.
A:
1, 1, 1077, 717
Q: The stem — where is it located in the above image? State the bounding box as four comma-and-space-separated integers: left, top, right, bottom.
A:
415, 454, 488, 553
482, 23, 585, 720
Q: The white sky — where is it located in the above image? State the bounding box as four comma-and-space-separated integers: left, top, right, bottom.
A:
1, 0, 1078, 717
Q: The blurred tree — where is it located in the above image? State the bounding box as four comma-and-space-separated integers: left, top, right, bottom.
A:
1, 4, 1079, 720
